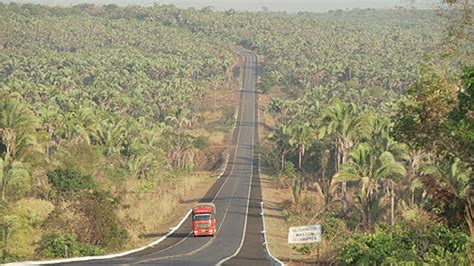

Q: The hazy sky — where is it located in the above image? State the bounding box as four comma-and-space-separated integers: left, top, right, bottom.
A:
1, 0, 443, 12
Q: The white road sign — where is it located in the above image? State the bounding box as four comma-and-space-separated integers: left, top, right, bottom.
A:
288, 224, 321, 244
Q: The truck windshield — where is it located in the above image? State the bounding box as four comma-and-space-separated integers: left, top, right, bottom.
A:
193, 214, 211, 221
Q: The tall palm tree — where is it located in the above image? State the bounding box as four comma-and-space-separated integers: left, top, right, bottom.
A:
164, 108, 196, 168
405, 149, 430, 206
322, 99, 367, 212
314, 149, 339, 206
0, 93, 38, 201
0, 93, 39, 160
424, 158, 473, 237
268, 124, 291, 170
335, 143, 406, 229
288, 121, 312, 171
0, 154, 29, 202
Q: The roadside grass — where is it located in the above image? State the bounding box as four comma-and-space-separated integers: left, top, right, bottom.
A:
261, 174, 346, 265
187, 127, 226, 146
260, 174, 313, 263
2, 198, 55, 260
118, 172, 215, 249
260, 174, 293, 261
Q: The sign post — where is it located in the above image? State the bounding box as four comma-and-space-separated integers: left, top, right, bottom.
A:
317, 242, 320, 265
288, 224, 322, 265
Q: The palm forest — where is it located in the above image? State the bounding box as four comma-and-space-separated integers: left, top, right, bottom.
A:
0, 2, 473, 264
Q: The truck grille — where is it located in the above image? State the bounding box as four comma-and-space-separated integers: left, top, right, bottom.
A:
197, 223, 210, 229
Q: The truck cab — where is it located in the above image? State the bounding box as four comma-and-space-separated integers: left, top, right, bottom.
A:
192, 203, 216, 237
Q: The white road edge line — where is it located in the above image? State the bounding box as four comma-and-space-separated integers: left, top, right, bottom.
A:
6, 209, 193, 266
254, 48, 283, 266
216, 49, 256, 266
216, 153, 230, 179
261, 202, 284, 266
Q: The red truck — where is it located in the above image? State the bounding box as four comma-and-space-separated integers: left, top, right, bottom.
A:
192, 203, 216, 237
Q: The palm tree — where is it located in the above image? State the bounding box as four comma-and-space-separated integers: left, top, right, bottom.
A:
314, 149, 338, 206
0, 93, 38, 202
164, 108, 196, 169
0, 93, 39, 160
424, 158, 473, 237
0, 154, 29, 202
288, 121, 312, 171
127, 153, 156, 179
268, 124, 291, 170
166, 131, 195, 169
366, 117, 410, 225
322, 99, 367, 212
93, 118, 126, 156
405, 149, 430, 206
335, 143, 406, 229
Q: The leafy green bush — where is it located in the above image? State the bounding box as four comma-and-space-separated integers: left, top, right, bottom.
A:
193, 136, 210, 150
293, 244, 312, 255
447, 66, 474, 159
47, 168, 96, 201
36, 233, 105, 258
42, 190, 128, 252
74, 191, 129, 250
340, 222, 470, 265
213, 106, 236, 132
323, 217, 349, 241
345, 210, 362, 231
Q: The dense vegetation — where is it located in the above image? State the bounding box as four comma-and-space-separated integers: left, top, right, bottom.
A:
0, 2, 472, 264
0, 3, 238, 262
253, 5, 473, 265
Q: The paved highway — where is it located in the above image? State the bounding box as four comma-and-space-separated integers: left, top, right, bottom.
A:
55, 49, 271, 265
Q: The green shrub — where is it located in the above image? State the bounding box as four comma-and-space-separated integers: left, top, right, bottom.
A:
323, 217, 349, 241
42, 190, 128, 252
340, 222, 470, 265
293, 244, 312, 255
215, 106, 236, 132
345, 210, 362, 231
74, 191, 128, 250
47, 168, 96, 202
193, 136, 210, 150
36, 233, 105, 258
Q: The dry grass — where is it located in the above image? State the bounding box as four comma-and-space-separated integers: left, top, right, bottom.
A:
261, 174, 292, 259
261, 174, 316, 264
118, 173, 215, 249
261, 174, 343, 265
187, 127, 226, 146
8, 198, 55, 258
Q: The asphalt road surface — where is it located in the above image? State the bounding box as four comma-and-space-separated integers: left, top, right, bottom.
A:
56, 49, 271, 265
